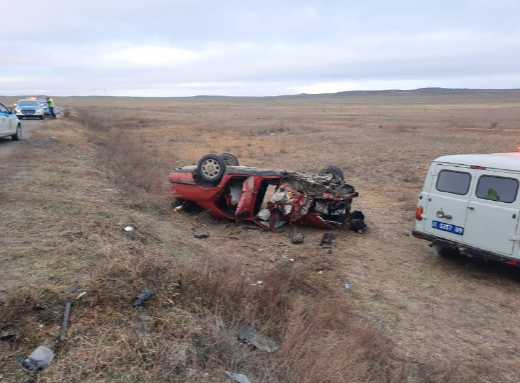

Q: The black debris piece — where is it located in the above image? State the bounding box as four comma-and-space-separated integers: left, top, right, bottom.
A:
191, 228, 210, 239
291, 232, 305, 244
134, 289, 156, 307
320, 233, 334, 247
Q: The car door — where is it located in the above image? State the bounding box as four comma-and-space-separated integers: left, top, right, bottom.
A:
422, 164, 476, 244
235, 176, 260, 223
464, 170, 520, 256
0, 103, 9, 135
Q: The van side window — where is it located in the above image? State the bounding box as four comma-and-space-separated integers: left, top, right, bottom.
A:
436, 170, 471, 195
476, 175, 518, 203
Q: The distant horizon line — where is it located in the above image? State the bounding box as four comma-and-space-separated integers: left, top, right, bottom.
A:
2, 87, 520, 99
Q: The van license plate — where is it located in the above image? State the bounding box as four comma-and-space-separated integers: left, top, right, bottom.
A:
432, 221, 464, 235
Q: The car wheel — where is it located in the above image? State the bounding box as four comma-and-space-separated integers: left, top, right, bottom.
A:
40, 116, 44, 120
318, 166, 344, 182
433, 244, 459, 258
11, 125, 22, 141
219, 152, 239, 166
197, 154, 227, 183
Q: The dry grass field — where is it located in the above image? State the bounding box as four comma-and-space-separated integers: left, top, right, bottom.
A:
1, 90, 520, 382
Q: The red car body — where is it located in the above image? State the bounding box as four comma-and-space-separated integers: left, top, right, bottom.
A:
169, 165, 359, 229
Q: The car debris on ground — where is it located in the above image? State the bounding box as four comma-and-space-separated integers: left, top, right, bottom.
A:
225, 370, 252, 383
169, 153, 367, 231
59, 301, 72, 342
191, 228, 210, 239
320, 233, 334, 247
238, 324, 279, 353
20, 346, 55, 372
134, 289, 156, 307
291, 232, 305, 244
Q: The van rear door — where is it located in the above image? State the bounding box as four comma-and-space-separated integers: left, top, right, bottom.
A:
423, 164, 475, 243
464, 170, 520, 256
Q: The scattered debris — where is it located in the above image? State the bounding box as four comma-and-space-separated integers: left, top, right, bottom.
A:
349, 211, 367, 233
225, 371, 251, 383
238, 324, 279, 353
134, 289, 156, 307
68, 284, 80, 293
291, 232, 305, 244
21, 346, 55, 372
0, 330, 15, 341
318, 270, 323, 275
344, 283, 352, 290
191, 228, 210, 239
75, 292, 87, 300
289, 258, 295, 262
320, 233, 334, 247
59, 301, 72, 342
124, 226, 134, 232
250, 281, 263, 286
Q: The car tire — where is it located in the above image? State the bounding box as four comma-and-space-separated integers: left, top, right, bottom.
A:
318, 166, 344, 182
433, 244, 459, 258
39, 116, 44, 120
197, 154, 227, 183
219, 152, 239, 166
11, 125, 22, 141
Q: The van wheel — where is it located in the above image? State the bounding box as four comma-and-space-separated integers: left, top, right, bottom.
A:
433, 244, 459, 258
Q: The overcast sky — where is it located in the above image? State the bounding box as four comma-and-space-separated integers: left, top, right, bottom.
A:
2, 0, 519, 96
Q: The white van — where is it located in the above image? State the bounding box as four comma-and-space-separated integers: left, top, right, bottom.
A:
413, 153, 520, 266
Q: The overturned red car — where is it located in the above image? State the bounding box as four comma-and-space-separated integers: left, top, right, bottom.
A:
169, 153, 365, 230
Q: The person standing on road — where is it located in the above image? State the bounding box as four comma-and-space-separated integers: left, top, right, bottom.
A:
46, 97, 56, 119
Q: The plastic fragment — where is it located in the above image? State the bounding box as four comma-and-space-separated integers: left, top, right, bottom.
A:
134, 289, 156, 307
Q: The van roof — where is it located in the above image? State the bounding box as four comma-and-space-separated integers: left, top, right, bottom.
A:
435, 153, 520, 171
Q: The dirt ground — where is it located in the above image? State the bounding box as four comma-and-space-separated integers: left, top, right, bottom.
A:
2, 91, 520, 382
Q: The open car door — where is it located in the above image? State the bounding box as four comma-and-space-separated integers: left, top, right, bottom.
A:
235, 176, 258, 224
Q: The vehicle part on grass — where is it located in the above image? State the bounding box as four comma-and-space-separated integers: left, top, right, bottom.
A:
75, 292, 87, 300
344, 283, 352, 290
21, 346, 54, 372
59, 301, 72, 342
134, 289, 156, 307
68, 284, 80, 293
320, 233, 334, 247
318, 166, 345, 182
124, 226, 134, 232
238, 324, 280, 353
169, 154, 360, 230
220, 152, 240, 166
191, 228, 210, 239
0, 330, 15, 341
250, 280, 263, 286
225, 371, 251, 383
292, 232, 305, 244
197, 154, 227, 183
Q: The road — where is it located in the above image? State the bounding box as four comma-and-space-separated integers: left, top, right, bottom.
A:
0, 119, 42, 155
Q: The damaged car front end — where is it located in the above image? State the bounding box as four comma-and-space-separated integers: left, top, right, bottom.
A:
169, 154, 364, 230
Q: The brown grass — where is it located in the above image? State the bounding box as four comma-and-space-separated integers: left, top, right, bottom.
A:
3, 91, 520, 382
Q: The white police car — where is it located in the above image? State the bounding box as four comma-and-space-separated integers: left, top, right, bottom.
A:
0, 101, 22, 140
15, 98, 44, 120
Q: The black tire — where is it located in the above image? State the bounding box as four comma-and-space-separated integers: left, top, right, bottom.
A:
433, 244, 459, 258
318, 166, 344, 182
197, 154, 227, 183
219, 152, 239, 166
39, 116, 44, 120
11, 125, 22, 141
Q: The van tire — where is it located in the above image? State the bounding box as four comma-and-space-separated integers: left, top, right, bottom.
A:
433, 244, 459, 258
